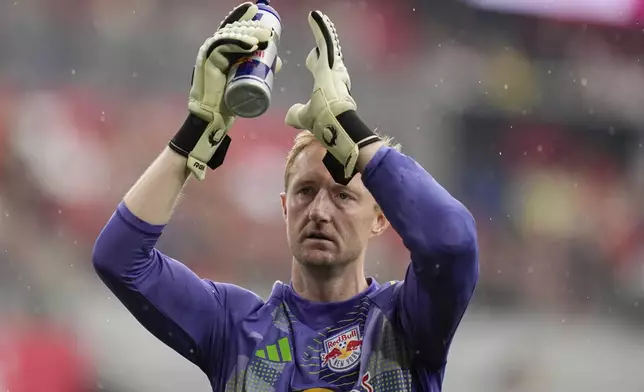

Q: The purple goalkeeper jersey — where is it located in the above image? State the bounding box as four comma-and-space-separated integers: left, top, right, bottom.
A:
92, 147, 478, 392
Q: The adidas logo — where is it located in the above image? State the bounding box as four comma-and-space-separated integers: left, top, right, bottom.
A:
255, 337, 292, 362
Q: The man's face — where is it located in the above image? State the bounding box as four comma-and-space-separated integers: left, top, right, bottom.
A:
281, 143, 388, 269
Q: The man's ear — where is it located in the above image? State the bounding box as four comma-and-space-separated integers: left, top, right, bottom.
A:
371, 209, 390, 238
280, 192, 287, 220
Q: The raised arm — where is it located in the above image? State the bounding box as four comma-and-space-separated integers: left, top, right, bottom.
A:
93, 193, 263, 377
122, 147, 190, 224
283, 9, 478, 372
360, 145, 478, 370
92, 2, 279, 379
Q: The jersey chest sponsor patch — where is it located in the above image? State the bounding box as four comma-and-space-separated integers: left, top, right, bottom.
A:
321, 325, 362, 372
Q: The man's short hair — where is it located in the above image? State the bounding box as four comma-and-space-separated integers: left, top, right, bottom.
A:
284, 130, 401, 191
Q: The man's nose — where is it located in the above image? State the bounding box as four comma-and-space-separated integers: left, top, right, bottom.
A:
308, 190, 333, 223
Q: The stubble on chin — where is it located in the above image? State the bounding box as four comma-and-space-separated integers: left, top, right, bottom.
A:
293, 244, 359, 271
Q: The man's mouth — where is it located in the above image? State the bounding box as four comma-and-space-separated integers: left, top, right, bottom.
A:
305, 232, 333, 242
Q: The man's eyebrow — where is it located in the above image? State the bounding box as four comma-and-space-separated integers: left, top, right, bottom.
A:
332, 183, 351, 191
292, 178, 317, 187
332, 183, 360, 195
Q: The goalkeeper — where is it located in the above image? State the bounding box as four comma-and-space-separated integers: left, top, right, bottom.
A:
93, 3, 479, 391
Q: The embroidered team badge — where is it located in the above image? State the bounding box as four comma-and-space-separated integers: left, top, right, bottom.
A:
321, 326, 362, 372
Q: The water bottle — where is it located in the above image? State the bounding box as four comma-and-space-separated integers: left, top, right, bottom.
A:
224, 0, 281, 118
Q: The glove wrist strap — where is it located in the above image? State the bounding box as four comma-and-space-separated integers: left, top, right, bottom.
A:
169, 113, 209, 157
336, 110, 379, 145
169, 113, 232, 172
323, 110, 381, 186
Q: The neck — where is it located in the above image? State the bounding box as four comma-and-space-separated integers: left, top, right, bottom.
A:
290, 258, 368, 303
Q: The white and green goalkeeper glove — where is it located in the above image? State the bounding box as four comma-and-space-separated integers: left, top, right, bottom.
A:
285, 11, 380, 185
169, 2, 282, 180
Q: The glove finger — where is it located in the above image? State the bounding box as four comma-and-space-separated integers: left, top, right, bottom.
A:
210, 23, 273, 56
305, 47, 318, 74
240, 23, 273, 45
191, 35, 219, 101
207, 38, 258, 71
274, 56, 283, 74
308, 11, 336, 69
197, 35, 219, 66
207, 23, 273, 70
213, 37, 260, 55
219, 2, 258, 28
285, 103, 308, 130
338, 63, 351, 92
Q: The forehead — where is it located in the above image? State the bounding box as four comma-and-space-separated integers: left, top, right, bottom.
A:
289, 143, 364, 189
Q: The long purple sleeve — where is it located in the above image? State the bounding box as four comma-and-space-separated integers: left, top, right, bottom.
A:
92, 203, 264, 379
362, 147, 479, 370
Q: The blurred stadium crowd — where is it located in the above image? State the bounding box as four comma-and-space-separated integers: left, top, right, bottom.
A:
1, 0, 644, 391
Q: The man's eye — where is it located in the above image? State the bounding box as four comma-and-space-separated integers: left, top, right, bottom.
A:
338, 192, 350, 200
298, 187, 313, 195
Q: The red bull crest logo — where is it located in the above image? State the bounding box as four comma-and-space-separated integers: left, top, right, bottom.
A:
321, 326, 362, 372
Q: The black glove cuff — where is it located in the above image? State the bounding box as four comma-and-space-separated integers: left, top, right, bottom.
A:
324, 111, 381, 186
168, 113, 232, 171
336, 110, 378, 144
168, 113, 209, 157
